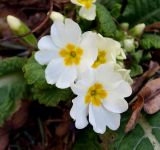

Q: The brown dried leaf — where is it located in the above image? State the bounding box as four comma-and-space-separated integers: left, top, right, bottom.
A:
132, 61, 160, 94
145, 22, 160, 33
126, 77, 160, 132
144, 93, 160, 114
55, 122, 70, 137
6, 100, 30, 129
125, 95, 144, 133
0, 128, 9, 150
142, 78, 160, 114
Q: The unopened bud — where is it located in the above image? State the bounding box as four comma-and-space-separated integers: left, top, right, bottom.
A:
130, 23, 145, 37
123, 38, 135, 52
49, 11, 64, 22
7, 15, 21, 31
6, 15, 37, 47
120, 22, 129, 31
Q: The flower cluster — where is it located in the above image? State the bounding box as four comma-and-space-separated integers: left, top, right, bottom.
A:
35, 18, 132, 134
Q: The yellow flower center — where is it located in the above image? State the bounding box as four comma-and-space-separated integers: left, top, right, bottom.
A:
92, 50, 107, 68
59, 43, 83, 66
85, 83, 108, 106
78, 0, 94, 9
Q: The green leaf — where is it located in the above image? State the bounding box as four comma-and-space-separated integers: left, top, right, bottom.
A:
96, 3, 117, 37
73, 127, 102, 150
110, 3, 122, 19
121, 0, 160, 25
32, 87, 72, 107
108, 112, 160, 150
97, 0, 121, 10
17, 22, 37, 47
23, 54, 73, 107
130, 64, 143, 77
140, 34, 160, 49
0, 57, 26, 77
23, 54, 49, 89
0, 73, 26, 126
132, 51, 143, 64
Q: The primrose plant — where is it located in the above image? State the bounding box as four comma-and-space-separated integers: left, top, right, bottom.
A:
35, 15, 132, 133
6, 1, 133, 134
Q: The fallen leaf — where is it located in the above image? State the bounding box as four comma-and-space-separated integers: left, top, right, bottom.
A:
0, 128, 9, 150
125, 95, 144, 133
142, 78, 160, 114
132, 61, 160, 95
145, 22, 160, 33
6, 100, 30, 129
144, 93, 160, 114
126, 77, 160, 132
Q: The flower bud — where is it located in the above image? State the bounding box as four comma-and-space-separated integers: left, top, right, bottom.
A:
123, 38, 135, 52
49, 11, 64, 22
7, 15, 21, 31
120, 22, 129, 31
6, 15, 37, 47
130, 23, 145, 37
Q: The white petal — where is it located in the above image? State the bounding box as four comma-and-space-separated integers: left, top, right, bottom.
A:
70, 96, 88, 129
71, 80, 89, 96
78, 67, 95, 83
71, 0, 96, 6
38, 35, 59, 51
51, 19, 82, 48
114, 81, 132, 97
45, 58, 65, 85
71, 0, 83, 6
79, 31, 98, 72
51, 20, 67, 48
71, 68, 95, 95
64, 19, 81, 45
102, 95, 128, 113
79, 5, 96, 21
89, 105, 120, 134
35, 50, 58, 65
95, 64, 123, 89
56, 67, 77, 89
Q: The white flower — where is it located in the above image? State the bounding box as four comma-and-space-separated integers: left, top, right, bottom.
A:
35, 18, 98, 89
71, 0, 96, 21
92, 34, 126, 68
70, 64, 132, 134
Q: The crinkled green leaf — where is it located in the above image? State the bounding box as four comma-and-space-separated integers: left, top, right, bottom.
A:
96, 3, 117, 37
32, 86, 72, 107
97, 0, 121, 10
0, 73, 26, 126
73, 127, 102, 150
23, 54, 73, 107
132, 51, 143, 64
0, 57, 26, 76
121, 0, 160, 25
140, 34, 160, 49
130, 64, 143, 77
110, 3, 122, 19
108, 112, 160, 150
23, 54, 49, 89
